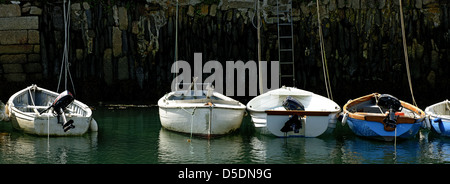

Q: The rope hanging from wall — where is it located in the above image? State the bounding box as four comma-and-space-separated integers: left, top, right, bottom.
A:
399, 0, 418, 107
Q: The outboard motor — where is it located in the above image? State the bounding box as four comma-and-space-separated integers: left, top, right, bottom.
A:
40, 90, 75, 132
376, 94, 403, 129
280, 114, 302, 133
282, 96, 305, 111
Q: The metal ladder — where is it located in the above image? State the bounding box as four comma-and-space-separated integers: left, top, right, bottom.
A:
277, 0, 295, 87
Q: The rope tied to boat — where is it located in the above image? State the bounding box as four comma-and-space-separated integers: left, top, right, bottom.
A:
373, 93, 384, 114
57, 0, 76, 96
180, 106, 196, 142
446, 100, 450, 112
208, 102, 213, 139
399, 0, 417, 107
393, 126, 397, 163
316, 0, 333, 100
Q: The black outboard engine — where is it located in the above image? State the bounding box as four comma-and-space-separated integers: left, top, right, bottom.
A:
280, 114, 302, 133
282, 96, 305, 111
376, 94, 403, 129
40, 90, 75, 132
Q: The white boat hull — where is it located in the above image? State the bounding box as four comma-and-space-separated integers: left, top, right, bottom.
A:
10, 110, 92, 136
266, 113, 338, 137
248, 111, 271, 135
425, 100, 450, 136
247, 86, 341, 137
158, 90, 246, 136
159, 106, 245, 136
7, 85, 96, 136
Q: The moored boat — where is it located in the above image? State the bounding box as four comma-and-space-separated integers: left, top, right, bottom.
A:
5, 0, 98, 136
425, 100, 450, 137
342, 93, 425, 141
246, 86, 341, 137
6, 84, 97, 136
158, 84, 246, 137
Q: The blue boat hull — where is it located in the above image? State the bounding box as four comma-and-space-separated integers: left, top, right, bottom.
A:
430, 117, 450, 137
347, 117, 422, 141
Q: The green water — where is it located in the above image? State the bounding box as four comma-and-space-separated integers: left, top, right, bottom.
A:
0, 106, 449, 164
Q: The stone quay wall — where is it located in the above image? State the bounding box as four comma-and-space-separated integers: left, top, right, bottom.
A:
0, 0, 449, 107
0, 3, 42, 83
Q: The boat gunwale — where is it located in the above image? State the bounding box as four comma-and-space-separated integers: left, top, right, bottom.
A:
159, 104, 246, 110
158, 91, 246, 109
246, 87, 340, 113
8, 85, 92, 119
425, 100, 450, 119
343, 93, 425, 124
265, 110, 338, 116
246, 87, 312, 111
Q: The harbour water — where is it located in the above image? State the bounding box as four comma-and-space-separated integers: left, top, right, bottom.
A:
0, 106, 450, 164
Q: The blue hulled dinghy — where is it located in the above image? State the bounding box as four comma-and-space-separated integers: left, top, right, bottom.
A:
342, 93, 426, 141
425, 100, 450, 137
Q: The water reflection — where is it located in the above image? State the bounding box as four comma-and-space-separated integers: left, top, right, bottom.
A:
248, 135, 337, 163
0, 107, 450, 164
158, 121, 339, 164
0, 131, 98, 164
419, 131, 450, 163
158, 128, 246, 164
335, 136, 421, 164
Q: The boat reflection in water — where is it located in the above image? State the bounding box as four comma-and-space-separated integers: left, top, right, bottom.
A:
248, 135, 337, 163
0, 131, 98, 164
157, 128, 245, 164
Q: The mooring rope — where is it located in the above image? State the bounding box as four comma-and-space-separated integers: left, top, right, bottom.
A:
253, 0, 264, 95
399, 0, 417, 107
393, 127, 397, 163
171, 0, 179, 91
57, 0, 76, 96
316, 0, 333, 100
180, 106, 196, 142
47, 113, 50, 156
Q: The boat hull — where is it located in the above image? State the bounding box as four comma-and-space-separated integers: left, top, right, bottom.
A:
343, 93, 426, 141
248, 111, 271, 135
247, 87, 341, 137
7, 85, 95, 136
425, 100, 450, 137
158, 90, 246, 137
159, 106, 245, 136
265, 111, 338, 137
428, 116, 450, 136
346, 117, 422, 141
10, 111, 92, 136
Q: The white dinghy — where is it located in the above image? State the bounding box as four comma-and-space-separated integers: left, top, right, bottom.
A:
158, 79, 246, 137
425, 100, 450, 137
247, 86, 341, 137
6, 84, 97, 136
5, 0, 97, 136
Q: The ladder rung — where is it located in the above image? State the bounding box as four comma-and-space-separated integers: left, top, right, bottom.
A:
281, 75, 294, 77
280, 49, 292, 52
278, 9, 291, 13
279, 36, 292, 39
278, 23, 292, 26
280, 62, 294, 64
